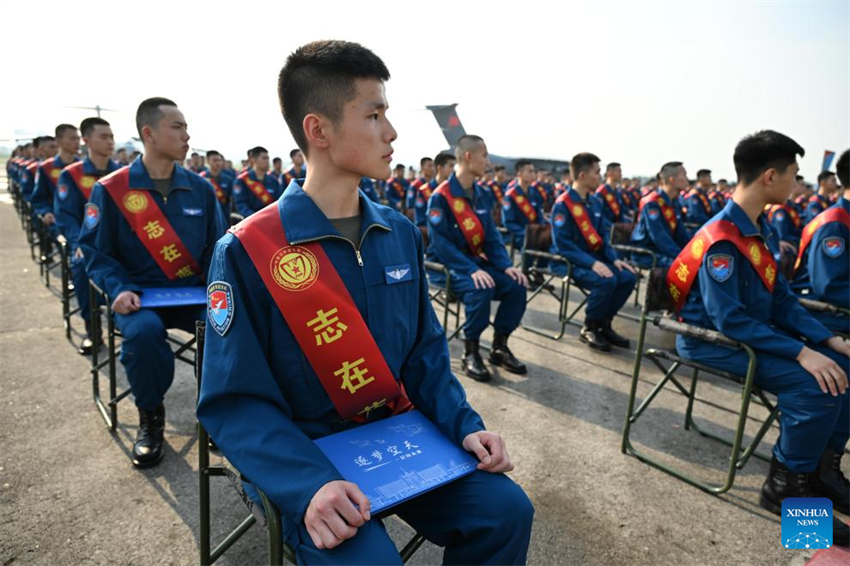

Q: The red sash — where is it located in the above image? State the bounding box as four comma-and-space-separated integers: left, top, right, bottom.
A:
640, 191, 677, 232
102, 168, 202, 281
620, 189, 634, 208
596, 184, 621, 218
386, 178, 405, 200
230, 205, 412, 421
434, 181, 486, 256
556, 192, 603, 252
766, 202, 801, 229
65, 162, 98, 200
201, 171, 227, 204
667, 220, 776, 312
506, 186, 538, 223
418, 181, 435, 201
686, 189, 712, 215
239, 171, 273, 205
39, 159, 64, 189
488, 180, 505, 205
531, 182, 548, 204
794, 206, 850, 272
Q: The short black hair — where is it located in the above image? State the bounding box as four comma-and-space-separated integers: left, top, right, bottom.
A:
605, 162, 621, 172
278, 40, 390, 155
659, 161, 683, 183
571, 153, 601, 178
289, 148, 302, 159
419, 156, 433, 168
795, 174, 804, 182
717, 178, 728, 185
116, 147, 127, 154
273, 157, 282, 165
696, 169, 712, 178
434, 152, 456, 168
206, 150, 222, 159
135, 97, 177, 137
80, 117, 109, 137
55, 123, 77, 138
248, 146, 268, 159
733, 130, 804, 186
191, 152, 199, 158
394, 163, 405, 171
515, 159, 533, 173
817, 170, 835, 185
494, 165, 506, 172
836, 149, 849, 188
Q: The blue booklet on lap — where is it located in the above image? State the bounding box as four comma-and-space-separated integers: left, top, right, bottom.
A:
139, 287, 207, 308
314, 410, 479, 514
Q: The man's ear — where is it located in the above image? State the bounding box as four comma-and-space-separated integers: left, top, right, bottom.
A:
762, 168, 776, 187
303, 113, 330, 151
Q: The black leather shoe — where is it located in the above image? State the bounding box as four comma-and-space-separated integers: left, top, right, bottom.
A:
600, 319, 630, 349
760, 457, 815, 514
580, 321, 611, 352
811, 448, 850, 516
462, 339, 491, 382
489, 333, 527, 374
77, 336, 104, 356
133, 404, 165, 468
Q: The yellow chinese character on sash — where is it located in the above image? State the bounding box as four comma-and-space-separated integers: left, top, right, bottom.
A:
335, 358, 375, 394
160, 244, 182, 263
588, 234, 599, 245
668, 283, 681, 302
765, 264, 776, 285
144, 220, 165, 240
664, 208, 673, 218
358, 399, 387, 416
471, 234, 482, 247
175, 265, 194, 278
307, 307, 348, 346
581, 221, 590, 231
462, 217, 476, 231
675, 262, 689, 282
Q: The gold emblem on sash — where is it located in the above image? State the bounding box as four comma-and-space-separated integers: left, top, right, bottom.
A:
81, 176, 95, 189
123, 191, 149, 213
453, 200, 465, 213
749, 242, 762, 265
51, 169, 61, 179
572, 205, 583, 217
270, 246, 319, 291
691, 237, 705, 259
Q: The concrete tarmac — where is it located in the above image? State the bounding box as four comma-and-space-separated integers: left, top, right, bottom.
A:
1, 192, 847, 566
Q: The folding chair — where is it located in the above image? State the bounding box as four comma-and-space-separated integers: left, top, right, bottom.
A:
195, 321, 426, 565
799, 297, 850, 339
419, 226, 461, 340
497, 226, 517, 265
89, 280, 197, 431
621, 268, 779, 494
56, 235, 88, 349
608, 222, 656, 309
35, 217, 64, 296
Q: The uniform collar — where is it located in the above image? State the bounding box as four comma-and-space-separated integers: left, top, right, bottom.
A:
53, 154, 78, 168
281, 180, 391, 244
128, 156, 192, 191
838, 195, 849, 212
723, 199, 770, 239
657, 188, 674, 205
447, 172, 481, 199
82, 156, 120, 175
566, 186, 590, 203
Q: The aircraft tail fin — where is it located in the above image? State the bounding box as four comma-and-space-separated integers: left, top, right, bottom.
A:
426, 104, 467, 149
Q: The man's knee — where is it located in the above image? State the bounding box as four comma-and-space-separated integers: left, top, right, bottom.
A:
117, 310, 166, 344
618, 268, 638, 289
464, 286, 496, 307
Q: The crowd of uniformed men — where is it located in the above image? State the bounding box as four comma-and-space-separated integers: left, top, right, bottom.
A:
4, 38, 850, 559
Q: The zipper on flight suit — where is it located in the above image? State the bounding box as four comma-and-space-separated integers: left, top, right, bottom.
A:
291, 223, 388, 268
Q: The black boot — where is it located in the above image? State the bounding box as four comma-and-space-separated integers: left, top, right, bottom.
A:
580, 320, 611, 352
78, 319, 103, 356
462, 339, 491, 382
133, 404, 165, 468
489, 333, 527, 374
811, 448, 850, 516
600, 318, 630, 349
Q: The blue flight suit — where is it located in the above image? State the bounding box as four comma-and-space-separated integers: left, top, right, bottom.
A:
549, 188, 636, 324
767, 201, 802, 248
596, 184, 625, 224
359, 177, 381, 203
502, 184, 545, 262
20, 161, 39, 202
677, 200, 849, 473
805, 193, 831, 226
79, 157, 227, 411
31, 155, 78, 218
426, 174, 526, 341
792, 196, 850, 334
413, 179, 437, 227
233, 168, 282, 217
282, 165, 307, 187
685, 188, 713, 226
385, 177, 409, 211
200, 171, 234, 221
630, 189, 691, 268
197, 181, 533, 565
55, 157, 122, 324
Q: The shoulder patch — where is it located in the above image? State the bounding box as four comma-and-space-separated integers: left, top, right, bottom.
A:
207, 281, 234, 336
57, 183, 69, 200
707, 254, 734, 283
83, 203, 100, 229
553, 213, 567, 228
647, 207, 660, 220
773, 210, 785, 221
233, 182, 242, 194
502, 201, 512, 211
428, 208, 443, 225
823, 237, 845, 258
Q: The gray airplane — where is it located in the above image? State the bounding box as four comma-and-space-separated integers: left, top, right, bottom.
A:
427, 104, 571, 175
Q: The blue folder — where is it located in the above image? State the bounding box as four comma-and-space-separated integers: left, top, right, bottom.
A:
139, 287, 207, 308
314, 410, 478, 514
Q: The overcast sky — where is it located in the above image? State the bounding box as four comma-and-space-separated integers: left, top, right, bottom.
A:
0, 0, 847, 182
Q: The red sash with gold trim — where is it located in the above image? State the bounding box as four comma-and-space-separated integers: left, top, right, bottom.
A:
766, 202, 801, 229
506, 186, 538, 223
239, 172, 273, 205
640, 191, 678, 233
387, 178, 405, 200
39, 159, 64, 189
102, 168, 202, 281
596, 184, 621, 218
434, 181, 486, 256
556, 192, 603, 252
418, 181, 435, 201
201, 171, 227, 204
667, 220, 777, 312
66, 162, 98, 200
230, 205, 412, 421
488, 180, 504, 205
794, 206, 850, 272
686, 189, 712, 215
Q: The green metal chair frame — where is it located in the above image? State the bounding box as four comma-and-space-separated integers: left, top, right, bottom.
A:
55, 235, 89, 350
799, 297, 850, 339
621, 268, 779, 495
419, 226, 461, 340
608, 222, 657, 310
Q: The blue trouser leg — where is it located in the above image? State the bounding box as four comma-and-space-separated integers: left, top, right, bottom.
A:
114, 306, 202, 411
452, 265, 527, 341
678, 338, 850, 472
490, 269, 528, 336
572, 264, 637, 322
70, 257, 91, 323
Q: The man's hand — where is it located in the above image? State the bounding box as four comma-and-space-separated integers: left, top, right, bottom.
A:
779, 240, 797, 257
471, 269, 495, 290
463, 431, 514, 473
42, 212, 55, 226
304, 480, 370, 550
591, 261, 614, 278
826, 336, 850, 358
797, 345, 848, 396
111, 291, 141, 315
613, 259, 636, 274
504, 266, 528, 287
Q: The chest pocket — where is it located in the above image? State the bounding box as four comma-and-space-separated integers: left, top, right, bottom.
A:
362, 258, 421, 369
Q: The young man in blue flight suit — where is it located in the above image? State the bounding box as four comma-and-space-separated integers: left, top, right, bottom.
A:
792, 149, 850, 334
414, 152, 453, 228
358, 176, 381, 202
550, 153, 636, 352
198, 41, 533, 565
384, 163, 409, 212
672, 131, 850, 546
22, 136, 58, 203
630, 161, 691, 268
683, 168, 714, 227
200, 150, 234, 222
233, 146, 281, 217
595, 161, 627, 224
55, 117, 122, 355
282, 148, 307, 186
805, 171, 838, 225
79, 97, 227, 468
427, 135, 529, 382
502, 159, 543, 252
